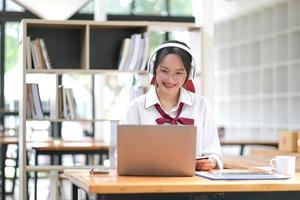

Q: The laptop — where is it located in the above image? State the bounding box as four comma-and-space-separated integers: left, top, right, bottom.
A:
117, 125, 197, 176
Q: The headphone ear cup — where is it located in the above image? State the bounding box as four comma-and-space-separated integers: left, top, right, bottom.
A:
191, 64, 196, 79
150, 60, 154, 74
187, 63, 196, 80
147, 52, 156, 74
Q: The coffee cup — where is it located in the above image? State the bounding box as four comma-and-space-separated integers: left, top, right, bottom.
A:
270, 156, 296, 177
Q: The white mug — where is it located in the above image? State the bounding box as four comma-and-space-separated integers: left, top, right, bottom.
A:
270, 156, 296, 177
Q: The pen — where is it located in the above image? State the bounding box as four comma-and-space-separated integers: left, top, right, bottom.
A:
196, 156, 209, 160
90, 168, 109, 174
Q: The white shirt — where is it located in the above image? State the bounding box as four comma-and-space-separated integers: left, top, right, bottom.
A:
124, 86, 223, 169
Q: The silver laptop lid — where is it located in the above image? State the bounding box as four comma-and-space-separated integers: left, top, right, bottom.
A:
117, 125, 196, 176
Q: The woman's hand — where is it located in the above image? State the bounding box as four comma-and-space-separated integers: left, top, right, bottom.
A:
196, 158, 217, 171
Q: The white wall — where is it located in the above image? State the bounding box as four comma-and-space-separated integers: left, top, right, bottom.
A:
214, 0, 284, 22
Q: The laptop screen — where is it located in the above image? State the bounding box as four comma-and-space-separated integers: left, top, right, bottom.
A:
117, 125, 197, 176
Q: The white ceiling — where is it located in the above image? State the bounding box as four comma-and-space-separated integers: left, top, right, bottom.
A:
13, 0, 90, 20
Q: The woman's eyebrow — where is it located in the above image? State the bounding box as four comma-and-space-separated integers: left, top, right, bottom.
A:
159, 65, 169, 69
159, 65, 185, 71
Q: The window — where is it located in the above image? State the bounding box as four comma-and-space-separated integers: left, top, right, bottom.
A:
134, 0, 167, 16
79, 0, 94, 14
3, 22, 19, 136
170, 0, 192, 16
106, 0, 131, 14
79, 0, 193, 16
4, 22, 20, 112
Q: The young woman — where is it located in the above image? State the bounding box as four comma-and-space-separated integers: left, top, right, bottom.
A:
125, 40, 223, 171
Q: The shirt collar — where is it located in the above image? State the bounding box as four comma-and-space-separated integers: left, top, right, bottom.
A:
145, 86, 193, 109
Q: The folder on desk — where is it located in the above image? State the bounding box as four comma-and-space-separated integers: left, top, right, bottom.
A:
196, 171, 290, 180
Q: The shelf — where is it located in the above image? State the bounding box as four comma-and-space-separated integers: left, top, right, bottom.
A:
20, 19, 204, 200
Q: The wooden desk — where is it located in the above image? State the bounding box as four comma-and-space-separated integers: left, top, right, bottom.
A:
0, 136, 18, 145
31, 139, 109, 200
220, 139, 278, 155
64, 169, 300, 200
30, 139, 110, 166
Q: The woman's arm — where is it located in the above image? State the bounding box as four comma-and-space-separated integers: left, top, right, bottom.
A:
198, 98, 223, 170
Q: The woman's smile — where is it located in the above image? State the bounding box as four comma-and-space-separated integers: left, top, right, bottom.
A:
162, 81, 177, 88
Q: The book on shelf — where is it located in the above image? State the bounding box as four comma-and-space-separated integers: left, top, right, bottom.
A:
26, 84, 34, 118
122, 35, 135, 71
139, 32, 149, 71
61, 86, 79, 119
118, 38, 131, 71
57, 85, 64, 119
31, 39, 46, 69
28, 38, 52, 70
26, 36, 32, 69
30, 40, 38, 69
62, 86, 69, 119
127, 34, 142, 71
118, 33, 148, 72
49, 84, 61, 120
36, 39, 47, 69
26, 83, 44, 119
135, 36, 145, 71
39, 38, 52, 69
66, 88, 78, 119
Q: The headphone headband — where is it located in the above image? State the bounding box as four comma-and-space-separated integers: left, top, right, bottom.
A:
147, 42, 196, 79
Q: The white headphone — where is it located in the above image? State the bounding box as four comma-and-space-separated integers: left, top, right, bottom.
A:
146, 42, 196, 79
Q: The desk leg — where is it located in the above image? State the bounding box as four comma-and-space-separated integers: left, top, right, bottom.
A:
240, 145, 245, 155
72, 183, 78, 200
11, 145, 18, 194
1, 144, 8, 200
34, 151, 38, 200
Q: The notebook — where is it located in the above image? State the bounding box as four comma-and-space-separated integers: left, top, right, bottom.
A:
117, 125, 197, 176
196, 171, 290, 180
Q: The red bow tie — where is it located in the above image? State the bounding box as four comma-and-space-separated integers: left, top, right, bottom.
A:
155, 102, 194, 125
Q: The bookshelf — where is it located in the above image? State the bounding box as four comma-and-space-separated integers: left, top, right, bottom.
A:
214, 0, 300, 141
19, 19, 202, 199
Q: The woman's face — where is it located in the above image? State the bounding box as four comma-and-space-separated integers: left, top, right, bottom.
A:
155, 53, 187, 95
